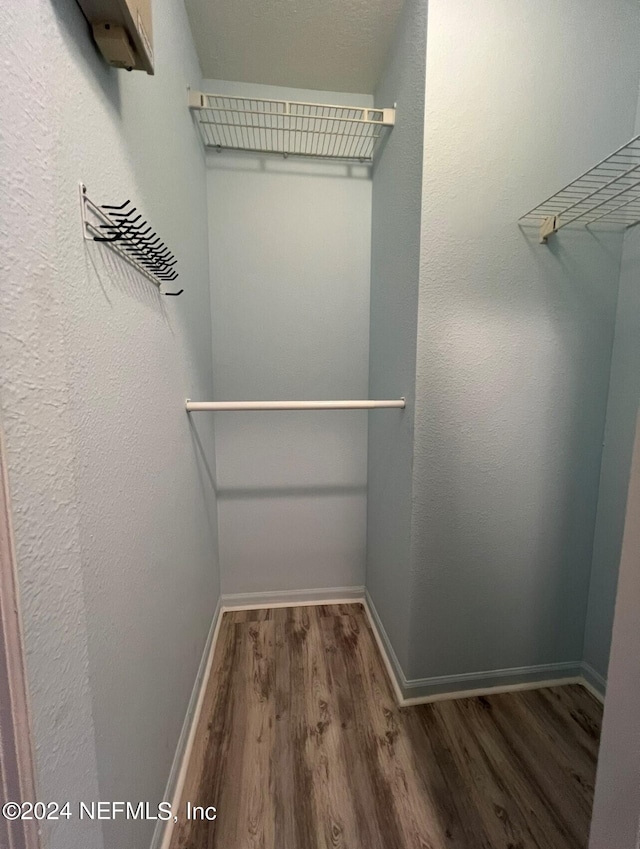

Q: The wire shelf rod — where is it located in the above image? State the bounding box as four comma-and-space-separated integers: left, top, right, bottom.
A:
191, 145, 379, 163
196, 111, 388, 126
196, 121, 381, 139
191, 92, 392, 116
185, 399, 406, 412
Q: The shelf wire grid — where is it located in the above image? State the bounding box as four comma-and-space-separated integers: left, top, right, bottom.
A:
190, 94, 394, 162
520, 135, 640, 233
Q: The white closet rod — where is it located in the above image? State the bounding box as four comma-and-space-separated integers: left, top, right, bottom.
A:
185, 398, 406, 412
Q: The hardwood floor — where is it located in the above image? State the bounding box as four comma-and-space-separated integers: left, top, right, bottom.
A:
170, 603, 602, 849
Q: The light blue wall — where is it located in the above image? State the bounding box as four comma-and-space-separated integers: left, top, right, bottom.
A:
0, 2, 220, 848
366, 0, 428, 672
408, 0, 640, 684
583, 80, 640, 688
368, 0, 640, 690
204, 80, 372, 597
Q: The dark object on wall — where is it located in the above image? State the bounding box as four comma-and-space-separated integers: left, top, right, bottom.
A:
80, 184, 182, 296
76, 0, 154, 74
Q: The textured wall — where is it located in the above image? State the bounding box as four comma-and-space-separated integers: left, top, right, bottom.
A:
583, 79, 640, 688
205, 80, 371, 597
366, 0, 427, 672
0, 3, 220, 848
408, 0, 640, 682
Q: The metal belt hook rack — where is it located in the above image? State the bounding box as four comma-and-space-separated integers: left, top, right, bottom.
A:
80, 183, 183, 295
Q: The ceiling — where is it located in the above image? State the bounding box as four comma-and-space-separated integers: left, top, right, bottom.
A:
184, 0, 405, 94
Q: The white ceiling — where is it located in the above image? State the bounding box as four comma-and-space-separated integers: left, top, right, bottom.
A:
184, 0, 405, 94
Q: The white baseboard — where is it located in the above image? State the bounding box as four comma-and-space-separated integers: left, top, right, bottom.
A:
152, 597, 223, 849
580, 661, 607, 703
362, 590, 407, 704
220, 585, 365, 610
363, 591, 596, 706
398, 669, 583, 705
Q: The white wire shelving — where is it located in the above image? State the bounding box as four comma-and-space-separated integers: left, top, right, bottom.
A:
520, 135, 640, 243
188, 91, 395, 163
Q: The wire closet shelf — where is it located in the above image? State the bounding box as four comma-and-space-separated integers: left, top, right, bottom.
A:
188, 91, 395, 163
520, 134, 640, 243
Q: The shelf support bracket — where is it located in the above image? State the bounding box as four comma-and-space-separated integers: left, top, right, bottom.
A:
187, 88, 205, 109
539, 215, 559, 244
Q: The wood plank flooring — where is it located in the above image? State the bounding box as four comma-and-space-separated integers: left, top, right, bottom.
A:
170, 603, 602, 849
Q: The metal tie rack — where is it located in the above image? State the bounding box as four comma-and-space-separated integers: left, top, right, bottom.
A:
80, 184, 183, 295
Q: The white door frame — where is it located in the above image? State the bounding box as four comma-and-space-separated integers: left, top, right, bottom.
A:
588, 409, 640, 849
0, 422, 39, 849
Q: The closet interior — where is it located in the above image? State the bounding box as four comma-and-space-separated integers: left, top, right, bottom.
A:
2, 0, 640, 848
